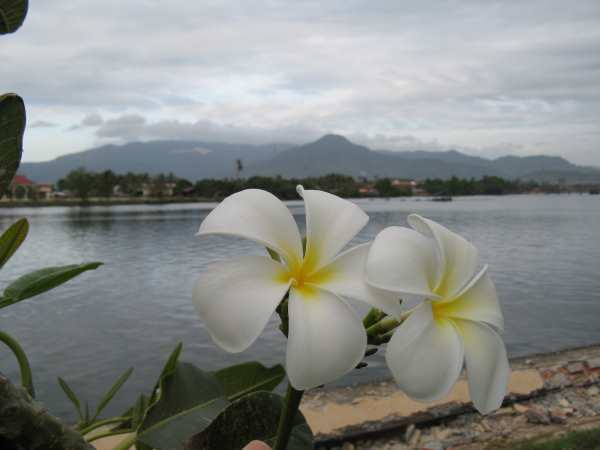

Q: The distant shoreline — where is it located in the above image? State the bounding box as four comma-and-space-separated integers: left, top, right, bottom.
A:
0, 197, 216, 208
0, 192, 594, 208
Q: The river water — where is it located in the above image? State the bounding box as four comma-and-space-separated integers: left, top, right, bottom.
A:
1, 194, 599, 421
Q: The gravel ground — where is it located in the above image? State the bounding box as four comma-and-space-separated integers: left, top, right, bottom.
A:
309, 346, 600, 450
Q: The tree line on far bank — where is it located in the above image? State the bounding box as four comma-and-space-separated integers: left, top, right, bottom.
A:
55, 167, 561, 201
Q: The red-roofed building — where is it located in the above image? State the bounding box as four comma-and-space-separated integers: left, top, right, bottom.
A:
9, 174, 35, 199
1, 175, 55, 201
12, 175, 34, 186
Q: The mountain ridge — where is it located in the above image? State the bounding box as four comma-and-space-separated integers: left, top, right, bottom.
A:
20, 134, 600, 184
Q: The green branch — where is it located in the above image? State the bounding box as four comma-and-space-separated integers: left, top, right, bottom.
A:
0, 329, 34, 397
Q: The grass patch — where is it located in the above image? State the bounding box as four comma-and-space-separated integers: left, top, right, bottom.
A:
491, 427, 600, 450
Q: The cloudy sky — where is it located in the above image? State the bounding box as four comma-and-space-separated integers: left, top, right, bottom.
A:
4, 0, 600, 165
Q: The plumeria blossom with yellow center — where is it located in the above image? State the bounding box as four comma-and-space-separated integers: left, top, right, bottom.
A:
366, 214, 509, 414
192, 186, 400, 390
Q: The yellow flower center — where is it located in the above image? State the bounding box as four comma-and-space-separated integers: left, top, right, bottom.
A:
276, 248, 335, 298
431, 299, 447, 320
429, 270, 457, 323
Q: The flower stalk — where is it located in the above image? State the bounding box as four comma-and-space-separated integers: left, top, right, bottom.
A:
366, 316, 400, 338
273, 383, 304, 450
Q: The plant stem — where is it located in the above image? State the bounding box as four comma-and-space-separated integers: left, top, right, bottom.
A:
273, 383, 304, 450
368, 330, 395, 345
86, 429, 131, 443
80, 416, 130, 435
365, 307, 415, 342
0, 329, 34, 397
366, 316, 400, 337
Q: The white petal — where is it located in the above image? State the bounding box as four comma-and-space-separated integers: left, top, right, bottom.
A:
438, 266, 504, 331
198, 189, 303, 267
192, 256, 290, 353
408, 214, 479, 299
456, 320, 509, 414
366, 227, 439, 299
298, 186, 368, 272
319, 243, 404, 318
386, 302, 464, 402
286, 287, 367, 390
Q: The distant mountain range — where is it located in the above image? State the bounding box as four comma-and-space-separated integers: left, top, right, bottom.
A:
21, 140, 286, 182
20, 134, 600, 184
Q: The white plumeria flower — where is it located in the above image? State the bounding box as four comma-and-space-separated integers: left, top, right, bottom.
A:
366, 214, 509, 414
193, 186, 399, 390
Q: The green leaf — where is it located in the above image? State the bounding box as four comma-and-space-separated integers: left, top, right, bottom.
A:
0, 0, 28, 34
92, 367, 133, 421
158, 342, 183, 384
114, 342, 184, 432
131, 394, 148, 429
148, 341, 183, 407
0, 218, 28, 271
185, 391, 313, 450
136, 362, 230, 450
135, 439, 153, 450
2, 262, 103, 304
0, 93, 25, 193
214, 362, 285, 402
57, 377, 83, 422
115, 394, 151, 450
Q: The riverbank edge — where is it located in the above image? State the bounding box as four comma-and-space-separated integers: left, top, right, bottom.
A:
0, 197, 216, 208
1, 196, 418, 208
0, 192, 581, 208
301, 344, 600, 448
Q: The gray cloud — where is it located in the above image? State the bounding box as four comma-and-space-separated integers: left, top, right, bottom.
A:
95, 114, 322, 145
69, 113, 105, 131
94, 113, 466, 155
29, 120, 58, 128
5, 0, 600, 165
81, 113, 104, 127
